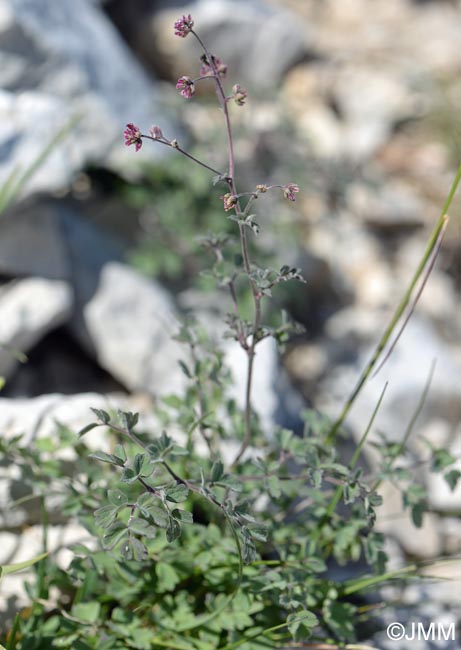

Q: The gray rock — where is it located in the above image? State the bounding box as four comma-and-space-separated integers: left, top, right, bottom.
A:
0, 391, 137, 452
348, 180, 427, 231
0, 277, 72, 379
0, 0, 174, 197
333, 66, 421, 160
0, 199, 125, 284
83, 262, 187, 395
0, 522, 95, 618
0, 202, 70, 280
0, 200, 124, 349
191, 0, 311, 90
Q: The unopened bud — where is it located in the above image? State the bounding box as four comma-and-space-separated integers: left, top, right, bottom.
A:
232, 84, 248, 106
220, 193, 238, 211
149, 125, 164, 140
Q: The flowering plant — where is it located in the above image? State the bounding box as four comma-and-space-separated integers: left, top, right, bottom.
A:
6, 12, 461, 650
95, 14, 461, 648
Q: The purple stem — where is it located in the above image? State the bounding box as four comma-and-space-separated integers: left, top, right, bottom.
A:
191, 29, 262, 467
141, 135, 224, 177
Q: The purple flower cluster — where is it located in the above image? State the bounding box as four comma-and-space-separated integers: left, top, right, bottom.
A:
232, 84, 247, 106
149, 125, 164, 140
220, 193, 238, 211
124, 14, 301, 214
124, 123, 142, 151
200, 54, 227, 78
174, 14, 194, 38
176, 76, 195, 99
283, 183, 300, 202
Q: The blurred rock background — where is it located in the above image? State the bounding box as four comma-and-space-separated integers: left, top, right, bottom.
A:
0, 0, 460, 643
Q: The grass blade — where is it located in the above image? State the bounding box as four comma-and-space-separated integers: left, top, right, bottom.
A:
0, 114, 80, 217
326, 164, 461, 445
371, 359, 436, 492
324, 382, 388, 521
372, 216, 448, 377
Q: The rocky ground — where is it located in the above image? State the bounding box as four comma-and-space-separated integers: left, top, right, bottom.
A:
0, 0, 460, 645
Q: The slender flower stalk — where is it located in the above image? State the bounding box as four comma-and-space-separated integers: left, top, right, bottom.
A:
125, 15, 300, 467
184, 25, 266, 466
138, 131, 225, 177
200, 54, 227, 77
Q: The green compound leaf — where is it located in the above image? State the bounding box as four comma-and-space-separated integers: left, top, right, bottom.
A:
113, 444, 127, 462
172, 508, 194, 524
445, 469, 461, 492
94, 504, 119, 529
166, 518, 182, 543
128, 517, 157, 538
165, 483, 189, 503
210, 460, 224, 482
78, 422, 100, 437
137, 493, 169, 528
89, 450, 125, 467
156, 562, 181, 592
71, 602, 101, 624
287, 610, 318, 639
121, 467, 138, 484
217, 475, 243, 492
247, 524, 268, 542
102, 522, 128, 550
118, 410, 139, 431
107, 489, 128, 507
90, 408, 111, 425
121, 537, 148, 562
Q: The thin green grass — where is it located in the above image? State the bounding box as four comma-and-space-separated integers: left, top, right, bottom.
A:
0, 115, 80, 216
326, 164, 461, 445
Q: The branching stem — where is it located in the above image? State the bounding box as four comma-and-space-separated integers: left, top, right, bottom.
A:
191, 30, 262, 467
141, 135, 224, 177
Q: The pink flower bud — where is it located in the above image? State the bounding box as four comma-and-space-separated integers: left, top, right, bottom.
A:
174, 14, 194, 38
200, 54, 227, 77
220, 193, 238, 211
283, 183, 300, 202
149, 125, 164, 140
232, 84, 248, 106
176, 76, 195, 99
124, 123, 142, 152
